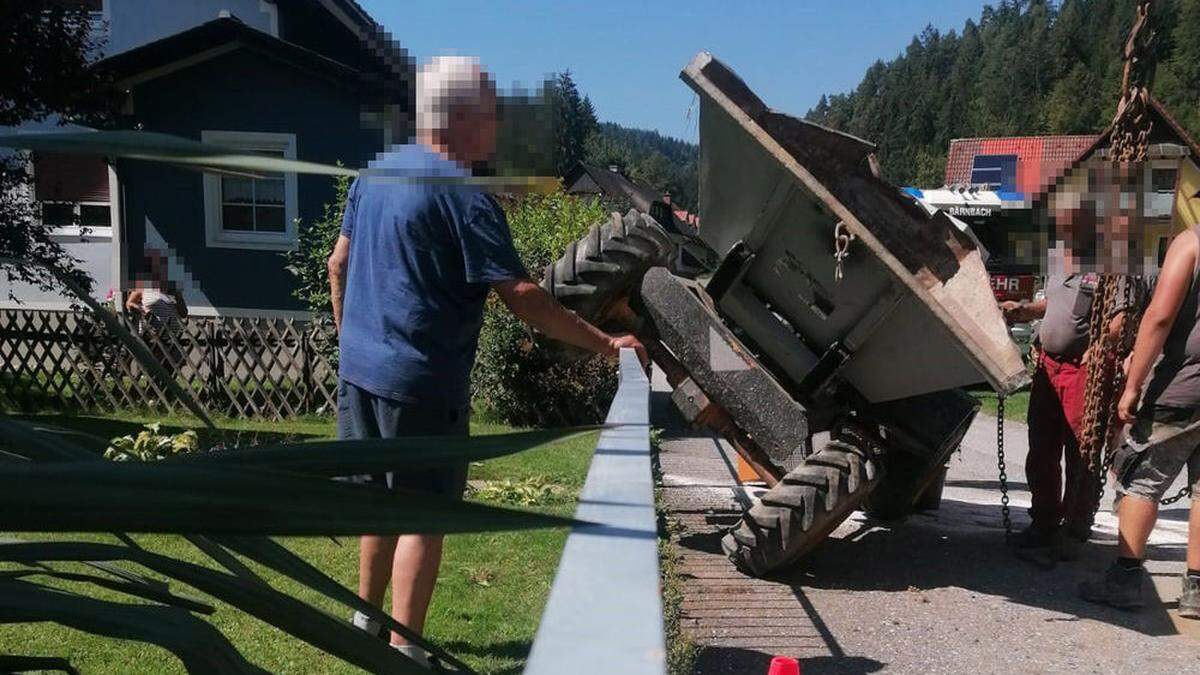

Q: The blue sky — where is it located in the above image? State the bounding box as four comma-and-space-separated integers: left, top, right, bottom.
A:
361, 1, 991, 142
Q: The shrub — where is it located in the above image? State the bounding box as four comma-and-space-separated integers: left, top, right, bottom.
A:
284, 171, 350, 366
473, 190, 619, 427
104, 423, 199, 462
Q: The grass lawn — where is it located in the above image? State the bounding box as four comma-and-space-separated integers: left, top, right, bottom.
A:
1, 411, 597, 675
969, 387, 1030, 423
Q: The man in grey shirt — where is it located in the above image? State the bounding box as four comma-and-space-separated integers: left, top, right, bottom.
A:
1002, 241, 1139, 561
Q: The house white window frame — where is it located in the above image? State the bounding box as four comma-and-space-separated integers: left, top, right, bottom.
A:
201, 130, 299, 251
28, 155, 115, 242
39, 200, 114, 241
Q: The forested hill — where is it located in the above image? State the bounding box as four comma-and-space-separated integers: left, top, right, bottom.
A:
804, 0, 1200, 188
585, 122, 700, 209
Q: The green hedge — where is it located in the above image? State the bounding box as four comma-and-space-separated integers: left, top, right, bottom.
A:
472, 191, 618, 427
291, 180, 616, 427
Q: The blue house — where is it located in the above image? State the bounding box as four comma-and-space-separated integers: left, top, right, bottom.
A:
4, 0, 410, 317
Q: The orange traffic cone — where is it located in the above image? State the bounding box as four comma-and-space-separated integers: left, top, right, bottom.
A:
767, 656, 800, 675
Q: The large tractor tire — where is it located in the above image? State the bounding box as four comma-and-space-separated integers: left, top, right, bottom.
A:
541, 209, 673, 330
722, 426, 884, 577
862, 452, 948, 521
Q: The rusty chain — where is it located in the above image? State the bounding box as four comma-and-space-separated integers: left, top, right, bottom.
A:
1079, 0, 1190, 512
996, 393, 1012, 542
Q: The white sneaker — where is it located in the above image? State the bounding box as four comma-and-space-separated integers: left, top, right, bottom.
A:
350, 610, 385, 639
393, 643, 432, 670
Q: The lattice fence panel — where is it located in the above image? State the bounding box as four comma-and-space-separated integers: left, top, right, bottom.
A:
0, 309, 338, 421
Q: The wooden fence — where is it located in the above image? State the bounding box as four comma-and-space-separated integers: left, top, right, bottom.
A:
0, 308, 339, 421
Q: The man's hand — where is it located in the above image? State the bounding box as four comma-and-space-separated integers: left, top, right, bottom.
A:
1117, 385, 1141, 425
999, 297, 1046, 325
495, 278, 649, 366
999, 300, 1021, 324
607, 333, 649, 369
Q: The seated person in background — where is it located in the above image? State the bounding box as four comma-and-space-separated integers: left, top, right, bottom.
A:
125, 250, 187, 330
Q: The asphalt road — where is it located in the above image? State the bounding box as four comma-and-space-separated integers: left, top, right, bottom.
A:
657, 378, 1199, 674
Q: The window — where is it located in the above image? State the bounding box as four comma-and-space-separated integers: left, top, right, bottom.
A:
970, 154, 1018, 191
1151, 167, 1178, 194
41, 202, 111, 228
201, 131, 298, 250
33, 152, 112, 233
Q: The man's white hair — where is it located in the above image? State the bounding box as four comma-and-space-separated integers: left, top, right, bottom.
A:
417, 55, 489, 133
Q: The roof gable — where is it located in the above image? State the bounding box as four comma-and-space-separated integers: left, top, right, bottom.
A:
96, 18, 360, 89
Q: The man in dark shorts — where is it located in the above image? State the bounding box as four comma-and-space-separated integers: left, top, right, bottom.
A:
327, 56, 647, 666
1001, 208, 1137, 562
1080, 212, 1200, 618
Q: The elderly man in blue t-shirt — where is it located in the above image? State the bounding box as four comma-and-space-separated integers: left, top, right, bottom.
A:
327, 56, 645, 666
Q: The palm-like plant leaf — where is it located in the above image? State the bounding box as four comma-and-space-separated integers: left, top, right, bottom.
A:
0, 578, 267, 674
171, 427, 599, 475
0, 461, 576, 535
0, 130, 357, 178
0, 543, 427, 674
0, 417, 97, 462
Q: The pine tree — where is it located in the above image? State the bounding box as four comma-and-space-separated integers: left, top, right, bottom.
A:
806, 0, 1200, 186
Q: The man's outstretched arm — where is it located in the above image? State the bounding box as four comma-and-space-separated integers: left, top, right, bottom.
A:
492, 278, 647, 366
328, 234, 351, 333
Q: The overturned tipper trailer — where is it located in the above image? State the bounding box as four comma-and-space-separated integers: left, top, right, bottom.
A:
542, 52, 1029, 575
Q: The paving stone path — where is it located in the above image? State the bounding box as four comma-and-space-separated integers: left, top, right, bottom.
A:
653, 379, 1199, 674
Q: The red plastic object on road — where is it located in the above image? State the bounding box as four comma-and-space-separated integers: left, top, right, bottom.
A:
767, 656, 800, 675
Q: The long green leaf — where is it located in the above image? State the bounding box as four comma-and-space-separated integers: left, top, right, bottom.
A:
213, 535, 473, 673
0, 544, 426, 674
0, 416, 97, 462
171, 427, 601, 475
0, 462, 578, 535
0, 654, 79, 675
0, 130, 358, 177
0, 257, 215, 429
0, 578, 267, 674
1, 569, 214, 615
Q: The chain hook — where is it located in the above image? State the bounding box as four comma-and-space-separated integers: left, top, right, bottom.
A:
833, 221, 855, 283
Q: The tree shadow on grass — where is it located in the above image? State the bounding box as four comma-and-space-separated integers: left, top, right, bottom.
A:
439, 639, 530, 675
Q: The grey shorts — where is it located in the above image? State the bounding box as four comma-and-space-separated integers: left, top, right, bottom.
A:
335, 378, 470, 498
1114, 406, 1200, 502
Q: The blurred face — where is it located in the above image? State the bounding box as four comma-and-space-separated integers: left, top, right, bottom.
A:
447, 84, 497, 166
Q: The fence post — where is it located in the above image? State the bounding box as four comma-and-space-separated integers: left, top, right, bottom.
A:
300, 323, 313, 414
207, 320, 221, 414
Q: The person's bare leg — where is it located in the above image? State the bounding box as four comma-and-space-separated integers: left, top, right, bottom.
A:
359, 535, 399, 607
1188, 498, 1200, 571
1117, 495, 1160, 559
389, 534, 445, 646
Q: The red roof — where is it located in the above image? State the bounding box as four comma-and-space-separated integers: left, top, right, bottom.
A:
944, 135, 1099, 195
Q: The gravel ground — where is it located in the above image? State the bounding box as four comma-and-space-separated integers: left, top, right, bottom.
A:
655, 375, 1199, 674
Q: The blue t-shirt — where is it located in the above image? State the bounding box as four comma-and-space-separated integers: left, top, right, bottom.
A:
337, 145, 527, 406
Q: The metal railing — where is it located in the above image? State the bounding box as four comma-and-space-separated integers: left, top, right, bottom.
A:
524, 348, 665, 674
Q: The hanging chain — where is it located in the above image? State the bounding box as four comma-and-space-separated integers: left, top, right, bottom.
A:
833, 221, 854, 282
996, 393, 1012, 543
1080, 0, 1166, 516
1109, 0, 1157, 165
